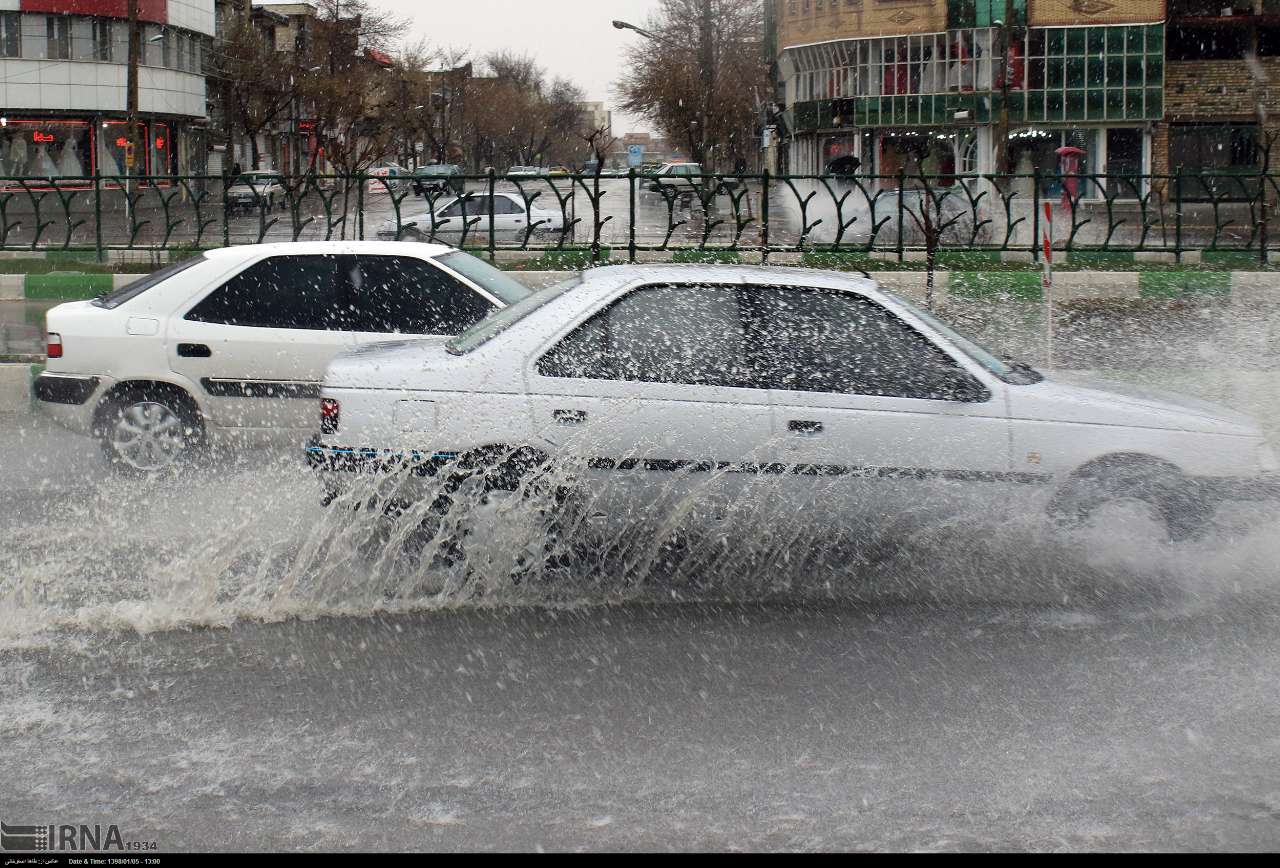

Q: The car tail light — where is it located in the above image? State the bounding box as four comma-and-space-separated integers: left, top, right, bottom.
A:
320, 397, 340, 434
47, 333, 63, 359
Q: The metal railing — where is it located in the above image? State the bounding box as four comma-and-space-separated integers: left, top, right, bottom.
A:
0, 169, 1275, 263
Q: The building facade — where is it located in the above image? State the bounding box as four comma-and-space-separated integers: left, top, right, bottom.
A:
771, 1, 1280, 197
0, 0, 214, 181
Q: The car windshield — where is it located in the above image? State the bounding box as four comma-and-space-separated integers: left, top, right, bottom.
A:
881, 289, 1041, 384
417, 166, 455, 176
434, 251, 535, 306
447, 274, 583, 354
242, 174, 278, 186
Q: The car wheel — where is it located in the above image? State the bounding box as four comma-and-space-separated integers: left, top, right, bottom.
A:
97, 387, 205, 476
1048, 459, 1212, 542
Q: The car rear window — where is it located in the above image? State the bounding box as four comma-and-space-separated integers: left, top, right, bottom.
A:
92, 255, 206, 310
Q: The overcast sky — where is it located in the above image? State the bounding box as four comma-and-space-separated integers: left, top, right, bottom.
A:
377, 0, 660, 134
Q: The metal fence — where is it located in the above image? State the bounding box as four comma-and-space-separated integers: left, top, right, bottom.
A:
0, 170, 1275, 263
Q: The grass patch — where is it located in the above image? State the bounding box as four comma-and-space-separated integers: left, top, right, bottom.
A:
949, 271, 1043, 301
24, 273, 113, 300
800, 250, 877, 270
1201, 249, 1264, 268
935, 250, 1003, 268
1138, 270, 1231, 298
671, 249, 741, 264
1064, 250, 1136, 268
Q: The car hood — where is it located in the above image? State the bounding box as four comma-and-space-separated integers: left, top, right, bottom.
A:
325, 339, 451, 390
1011, 371, 1262, 437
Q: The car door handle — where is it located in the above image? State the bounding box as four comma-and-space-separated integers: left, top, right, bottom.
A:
177, 343, 212, 358
553, 409, 587, 425
788, 419, 823, 435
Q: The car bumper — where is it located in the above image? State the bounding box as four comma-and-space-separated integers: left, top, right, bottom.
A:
306, 439, 458, 474
33, 373, 108, 435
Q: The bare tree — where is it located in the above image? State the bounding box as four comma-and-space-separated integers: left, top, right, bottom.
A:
613, 0, 767, 170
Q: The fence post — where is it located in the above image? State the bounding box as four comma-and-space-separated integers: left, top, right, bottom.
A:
628, 168, 637, 264
355, 173, 365, 240
1260, 168, 1269, 267
1174, 168, 1183, 264
897, 168, 906, 263
487, 167, 496, 264
222, 173, 231, 249
761, 169, 770, 265
1032, 169, 1041, 263
93, 169, 104, 263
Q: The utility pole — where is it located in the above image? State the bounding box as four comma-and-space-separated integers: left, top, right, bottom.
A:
126, 0, 141, 175
993, 0, 1013, 177
697, 0, 714, 169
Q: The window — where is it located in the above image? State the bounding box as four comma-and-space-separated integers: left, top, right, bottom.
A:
93, 255, 206, 310
538, 285, 750, 387
440, 196, 485, 218
435, 250, 533, 305
740, 287, 986, 401
1, 13, 20, 58
492, 195, 524, 215
185, 255, 350, 330
1169, 124, 1261, 200
351, 256, 493, 335
92, 19, 112, 62
47, 16, 70, 60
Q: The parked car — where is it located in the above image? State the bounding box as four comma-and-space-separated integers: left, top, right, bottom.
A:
366, 164, 408, 193
506, 166, 540, 179
546, 166, 571, 177
643, 162, 742, 197
376, 191, 566, 243
411, 164, 465, 197
308, 265, 1277, 544
33, 242, 532, 473
225, 171, 286, 214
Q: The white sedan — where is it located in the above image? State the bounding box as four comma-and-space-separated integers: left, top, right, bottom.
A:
34, 242, 531, 473
309, 265, 1277, 544
377, 192, 566, 244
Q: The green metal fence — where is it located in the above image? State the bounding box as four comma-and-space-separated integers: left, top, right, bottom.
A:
0, 169, 1274, 264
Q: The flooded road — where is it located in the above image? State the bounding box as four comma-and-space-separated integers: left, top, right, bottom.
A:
3, 296, 1279, 851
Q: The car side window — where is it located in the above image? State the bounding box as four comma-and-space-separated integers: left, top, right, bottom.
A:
185, 254, 349, 330
538, 284, 751, 387
492, 196, 522, 215
440, 197, 482, 219
352, 255, 494, 335
742, 287, 988, 401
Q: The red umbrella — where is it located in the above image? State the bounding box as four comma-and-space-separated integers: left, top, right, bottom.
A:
1055, 146, 1087, 206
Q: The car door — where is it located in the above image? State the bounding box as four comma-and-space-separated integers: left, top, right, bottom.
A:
525, 281, 778, 534
742, 284, 1012, 537
167, 253, 356, 432
491, 194, 528, 241
349, 254, 498, 348
433, 195, 490, 244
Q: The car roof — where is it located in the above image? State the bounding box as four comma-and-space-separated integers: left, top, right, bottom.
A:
201, 241, 457, 261
574, 263, 878, 297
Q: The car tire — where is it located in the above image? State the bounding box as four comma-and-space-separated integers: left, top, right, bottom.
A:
97, 386, 205, 477
1048, 459, 1212, 542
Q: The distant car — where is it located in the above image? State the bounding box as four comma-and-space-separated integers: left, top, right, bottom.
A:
411, 164, 466, 197
644, 162, 742, 197
506, 166, 540, 179
378, 191, 566, 243
366, 164, 408, 193
309, 265, 1279, 545
33, 242, 532, 473
225, 171, 285, 214
546, 166, 571, 177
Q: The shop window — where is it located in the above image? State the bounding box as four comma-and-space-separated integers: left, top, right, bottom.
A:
0, 120, 91, 185
1, 13, 19, 58
1169, 124, 1261, 199
92, 19, 113, 62
46, 16, 70, 60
